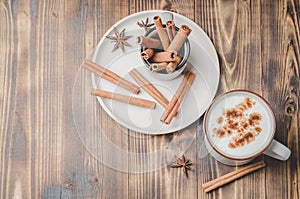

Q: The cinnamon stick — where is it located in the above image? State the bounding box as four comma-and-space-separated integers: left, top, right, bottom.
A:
166, 20, 176, 41
164, 72, 195, 124
160, 71, 191, 122
166, 55, 182, 73
129, 68, 169, 108
84, 60, 140, 94
152, 51, 177, 63
141, 48, 155, 60
150, 62, 168, 72
91, 89, 156, 109
153, 16, 170, 50
137, 36, 162, 49
202, 161, 266, 193
167, 25, 191, 53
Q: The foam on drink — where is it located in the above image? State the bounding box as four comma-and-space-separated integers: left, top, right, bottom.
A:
205, 91, 275, 159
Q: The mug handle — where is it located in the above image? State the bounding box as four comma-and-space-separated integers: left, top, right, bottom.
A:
263, 139, 291, 161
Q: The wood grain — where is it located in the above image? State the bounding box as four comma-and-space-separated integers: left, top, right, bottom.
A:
0, 0, 299, 198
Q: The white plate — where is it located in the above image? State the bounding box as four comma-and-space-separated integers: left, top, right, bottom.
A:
91, 10, 220, 134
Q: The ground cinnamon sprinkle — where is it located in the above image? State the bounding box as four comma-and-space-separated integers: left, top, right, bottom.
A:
249, 113, 262, 124
240, 120, 249, 130
213, 97, 262, 148
214, 128, 226, 138
229, 132, 255, 149
245, 97, 255, 108
225, 109, 244, 119
255, 127, 262, 133
217, 117, 223, 124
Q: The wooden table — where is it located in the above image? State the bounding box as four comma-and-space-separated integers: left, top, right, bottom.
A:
1, 0, 299, 198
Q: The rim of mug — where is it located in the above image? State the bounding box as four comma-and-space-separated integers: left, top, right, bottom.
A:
203, 89, 277, 161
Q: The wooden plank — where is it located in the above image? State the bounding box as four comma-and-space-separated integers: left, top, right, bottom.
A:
76, 0, 131, 198
260, 0, 299, 199
195, 1, 221, 197
0, 1, 13, 198
0, 0, 35, 198
31, 0, 66, 198
51, 0, 128, 198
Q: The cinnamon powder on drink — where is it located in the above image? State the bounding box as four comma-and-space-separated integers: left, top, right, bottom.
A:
213, 97, 263, 148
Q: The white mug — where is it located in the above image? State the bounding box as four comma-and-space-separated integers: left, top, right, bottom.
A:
203, 90, 291, 166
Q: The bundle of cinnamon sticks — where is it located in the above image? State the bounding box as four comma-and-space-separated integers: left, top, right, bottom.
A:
160, 71, 195, 124
129, 69, 195, 124
84, 60, 156, 109
138, 15, 192, 74
84, 59, 196, 125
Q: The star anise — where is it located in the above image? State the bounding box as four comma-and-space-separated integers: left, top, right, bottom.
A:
106, 27, 132, 53
170, 155, 193, 178
137, 17, 154, 31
